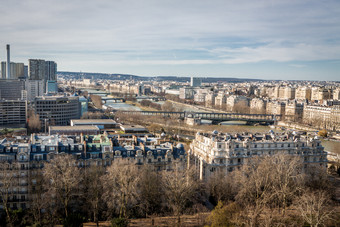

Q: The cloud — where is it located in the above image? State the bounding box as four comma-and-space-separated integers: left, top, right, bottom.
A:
0, 0, 339, 80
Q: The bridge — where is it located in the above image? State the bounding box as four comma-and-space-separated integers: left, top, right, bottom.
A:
101, 97, 125, 103
116, 111, 281, 124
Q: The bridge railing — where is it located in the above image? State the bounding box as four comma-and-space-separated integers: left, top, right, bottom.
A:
117, 111, 281, 122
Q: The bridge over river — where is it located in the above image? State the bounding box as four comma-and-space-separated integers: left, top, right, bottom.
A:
117, 111, 281, 124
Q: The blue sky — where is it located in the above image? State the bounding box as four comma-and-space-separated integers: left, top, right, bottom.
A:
0, 0, 340, 80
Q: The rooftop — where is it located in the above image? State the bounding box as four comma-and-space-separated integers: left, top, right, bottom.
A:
49, 125, 100, 131
71, 119, 117, 124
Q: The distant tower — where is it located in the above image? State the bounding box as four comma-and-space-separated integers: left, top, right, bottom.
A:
6, 44, 10, 79
190, 76, 201, 87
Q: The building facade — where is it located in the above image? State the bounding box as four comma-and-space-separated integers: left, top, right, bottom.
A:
190, 131, 327, 180
0, 133, 186, 210
0, 100, 27, 127
0, 79, 25, 100
34, 96, 81, 128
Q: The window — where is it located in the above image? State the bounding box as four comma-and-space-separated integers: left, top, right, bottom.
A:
254, 144, 257, 148
158, 158, 161, 162
168, 158, 171, 162
148, 159, 151, 163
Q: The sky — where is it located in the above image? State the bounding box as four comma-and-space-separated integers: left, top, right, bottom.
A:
0, 0, 340, 81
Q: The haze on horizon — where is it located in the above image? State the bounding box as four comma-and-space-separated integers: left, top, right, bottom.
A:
0, 0, 339, 81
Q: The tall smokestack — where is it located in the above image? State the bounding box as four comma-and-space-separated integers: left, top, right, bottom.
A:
6, 44, 10, 79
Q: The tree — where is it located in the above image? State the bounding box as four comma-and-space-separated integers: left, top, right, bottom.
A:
162, 101, 175, 112
28, 110, 41, 133
0, 162, 19, 227
138, 166, 163, 216
83, 165, 105, 226
43, 154, 82, 219
102, 160, 139, 218
269, 155, 304, 213
295, 190, 334, 227
29, 169, 50, 226
207, 171, 236, 205
162, 165, 202, 223
206, 201, 241, 227
90, 95, 102, 109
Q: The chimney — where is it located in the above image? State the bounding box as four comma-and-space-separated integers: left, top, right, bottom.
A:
6, 44, 10, 79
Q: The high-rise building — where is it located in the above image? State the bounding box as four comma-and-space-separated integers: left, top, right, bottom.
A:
28, 59, 46, 80
6, 44, 10, 79
1, 62, 25, 79
190, 77, 202, 87
45, 61, 57, 80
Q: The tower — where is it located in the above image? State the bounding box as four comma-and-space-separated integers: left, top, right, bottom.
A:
6, 44, 10, 79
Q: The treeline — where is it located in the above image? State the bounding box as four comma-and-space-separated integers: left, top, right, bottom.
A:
140, 100, 162, 110
1, 154, 338, 226
0, 156, 204, 227
206, 155, 339, 226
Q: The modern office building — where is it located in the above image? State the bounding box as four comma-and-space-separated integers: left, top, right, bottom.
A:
46, 80, 58, 93
25, 80, 45, 102
78, 96, 88, 116
190, 131, 327, 180
0, 100, 27, 127
0, 79, 25, 100
34, 96, 81, 128
45, 61, 57, 81
28, 59, 46, 80
190, 77, 202, 87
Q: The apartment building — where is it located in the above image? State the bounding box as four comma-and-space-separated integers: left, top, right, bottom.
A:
190, 131, 327, 180
0, 134, 186, 210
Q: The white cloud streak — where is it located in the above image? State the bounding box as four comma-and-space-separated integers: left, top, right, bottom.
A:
0, 0, 339, 79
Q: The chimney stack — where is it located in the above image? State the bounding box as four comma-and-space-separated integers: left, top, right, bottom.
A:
6, 44, 10, 79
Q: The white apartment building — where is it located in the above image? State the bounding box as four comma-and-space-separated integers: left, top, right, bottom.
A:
190, 131, 327, 180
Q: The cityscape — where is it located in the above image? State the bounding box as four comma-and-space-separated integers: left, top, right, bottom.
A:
0, 0, 340, 226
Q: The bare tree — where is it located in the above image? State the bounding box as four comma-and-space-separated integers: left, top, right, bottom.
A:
138, 165, 163, 217
269, 155, 304, 213
0, 161, 19, 227
207, 170, 236, 205
162, 101, 175, 112
162, 165, 202, 224
295, 190, 334, 227
102, 160, 140, 218
83, 165, 105, 226
90, 94, 102, 109
43, 154, 82, 218
29, 169, 50, 226
28, 110, 41, 133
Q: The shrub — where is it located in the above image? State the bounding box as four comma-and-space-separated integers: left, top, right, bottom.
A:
111, 217, 128, 227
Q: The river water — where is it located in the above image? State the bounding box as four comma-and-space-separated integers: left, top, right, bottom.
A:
102, 96, 340, 154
